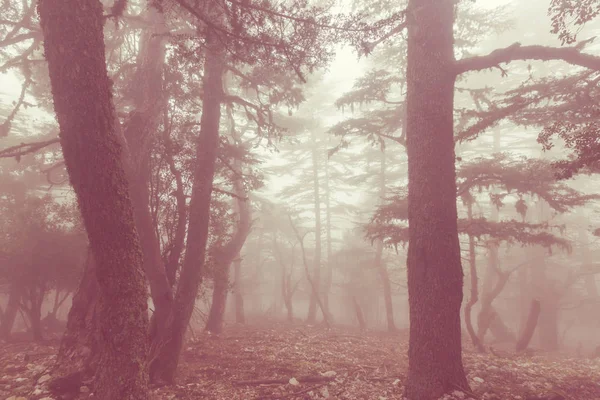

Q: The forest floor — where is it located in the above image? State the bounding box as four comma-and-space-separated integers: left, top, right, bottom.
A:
1, 322, 599, 400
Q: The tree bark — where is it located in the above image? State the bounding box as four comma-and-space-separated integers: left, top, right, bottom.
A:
404, 0, 469, 397
151, 34, 224, 383
38, 2, 150, 398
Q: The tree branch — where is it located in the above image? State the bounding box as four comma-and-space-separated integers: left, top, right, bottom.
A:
455, 43, 600, 75
0, 138, 60, 159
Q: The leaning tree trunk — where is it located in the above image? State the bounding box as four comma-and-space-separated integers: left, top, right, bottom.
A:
150, 35, 224, 383
404, 0, 469, 398
38, 2, 150, 399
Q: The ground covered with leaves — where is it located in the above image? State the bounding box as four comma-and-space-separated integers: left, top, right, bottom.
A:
1, 323, 599, 400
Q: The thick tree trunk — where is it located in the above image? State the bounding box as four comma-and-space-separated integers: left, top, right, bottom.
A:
404, 0, 469, 398
151, 36, 224, 383
0, 283, 20, 339
38, 2, 150, 398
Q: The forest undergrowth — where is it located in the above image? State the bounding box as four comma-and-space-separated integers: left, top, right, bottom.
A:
1, 321, 599, 400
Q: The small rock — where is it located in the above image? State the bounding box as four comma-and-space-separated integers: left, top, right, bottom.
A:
38, 374, 52, 384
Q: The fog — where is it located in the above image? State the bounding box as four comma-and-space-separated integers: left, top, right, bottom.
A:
1, 0, 600, 399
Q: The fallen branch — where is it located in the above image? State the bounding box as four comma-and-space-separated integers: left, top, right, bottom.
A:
235, 375, 335, 386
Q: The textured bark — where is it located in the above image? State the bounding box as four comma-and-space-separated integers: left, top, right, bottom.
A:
151, 35, 224, 383
516, 299, 541, 352
38, 1, 150, 398
404, 0, 469, 397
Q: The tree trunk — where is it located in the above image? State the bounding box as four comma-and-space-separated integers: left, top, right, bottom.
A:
516, 299, 541, 352
233, 257, 245, 324
404, 0, 469, 397
307, 129, 322, 324
375, 150, 396, 332
352, 296, 366, 331
38, 2, 150, 398
30, 304, 43, 342
53, 249, 99, 381
0, 283, 20, 339
324, 150, 333, 323
464, 203, 485, 352
120, 8, 173, 350
205, 262, 230, 334
538, 286, 560, 351
150, 35, 224, 383
203, 145, 251, 334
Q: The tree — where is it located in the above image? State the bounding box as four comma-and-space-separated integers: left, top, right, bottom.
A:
398, 0, 600, 396
403, 1, 468, 397
37, 1, 150, 399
